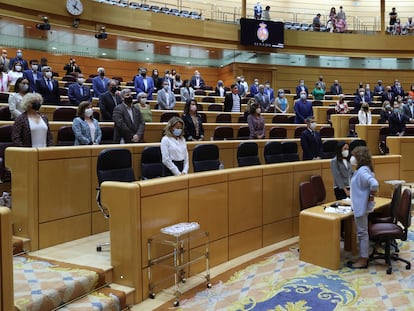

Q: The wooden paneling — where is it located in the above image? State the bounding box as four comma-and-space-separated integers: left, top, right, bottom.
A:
263, 219, 294, 247
0, 207, 13, 311
228, 227, 262, 260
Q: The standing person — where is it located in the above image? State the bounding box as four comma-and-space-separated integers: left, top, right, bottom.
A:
253, 1, 262, 19
134, 67, 155, 100
35, 66, 60, 105
151, 69, 162, 92
294, 90, 313, 124
274, 89, 289, 113
68, 73, 92, 106
330, 80, 343, 95
262, 5, 270, 21
182, 99, 204, 141
157, 80, 176, 110
0, 62, 10, 92
247, 102, 265, 139
388, 100, 414, 136
264, 81, 275, 104
160, 116, 189, 176
378, 101, 392, 124
190, 70, 205, 90
0, 49, 9, 72
311, 82, 325, 100
8, 49, 28, 71
254, 84, 271, 112
8, 77, 30, 119
331, 142, 353, 200
358, 103, 372, 125
98, 79, 122, 121
72, 101, 102, 145
295, 79, 309, 98
300, 116, 322, 160
8, 61, 24, 90
214, 80, 226, 97
347, 146, 378, 269
389, 7, 398, 26
135, 92, 152, 122
180, 79, 195, 102
11, 93, 53, 147
92, 67, 109, 98
63, 58, 82, 75
335, 94, 349, 114
23, 59, 42, 92
224, 84, 241, 112
112, 88, 145, 143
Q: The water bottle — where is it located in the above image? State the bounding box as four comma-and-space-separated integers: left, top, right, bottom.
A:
219, 161, 224, 170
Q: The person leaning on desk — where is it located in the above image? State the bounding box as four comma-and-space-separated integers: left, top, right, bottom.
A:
347, 146, 378, 269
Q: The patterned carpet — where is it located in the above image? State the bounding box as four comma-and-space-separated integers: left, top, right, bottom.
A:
176, 231, 414, 311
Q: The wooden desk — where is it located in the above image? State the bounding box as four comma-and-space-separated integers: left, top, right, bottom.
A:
299, 196, 390, 270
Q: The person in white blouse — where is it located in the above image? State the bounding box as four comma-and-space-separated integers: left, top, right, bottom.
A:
8, 77, 30, 119
358, 102, 372, 125
8, 61, 24, 90
160, 116, 189, 176
0, 62, 10, 92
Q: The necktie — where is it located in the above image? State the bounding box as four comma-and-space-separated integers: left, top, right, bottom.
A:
336, 86, 339, 94
48, 79, 52, 91
79, 86, 83, 96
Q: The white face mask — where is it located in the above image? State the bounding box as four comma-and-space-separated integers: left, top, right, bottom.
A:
84, 108, 93, 118
140, 98, 147, 104
15, 65, 22, 71
350, 156, 357, 166
31, 65, 38, 71
309, 122, 317, 130
77, 78, 85, 84
45, 71, 53, 78
20, 84, 29, 92
341, 150, 349, 158
255, 108, 261, 114
300, 94, 307, 100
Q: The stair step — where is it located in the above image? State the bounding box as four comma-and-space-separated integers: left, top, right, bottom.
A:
13, 236, 30, 255
57, 286, 129, 310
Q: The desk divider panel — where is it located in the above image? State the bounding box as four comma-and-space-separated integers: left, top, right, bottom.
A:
0, 207, 13, 311
388, 136, 414, 182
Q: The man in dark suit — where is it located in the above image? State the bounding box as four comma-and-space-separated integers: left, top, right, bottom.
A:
63, 58, 82, 76
295, 79, 309, 98
300, 116, 322, 160
329, 80, 343, 95
374, 80, 385, 96
352, 88, 371, 113
391, 80, 404, 98
35, 66, 60, 104
134, 67, 155, 100
98, 79, 122, 121
381, 86, 395, 104
403, 96, 414, 118
224, 84, 241, 112
0, 50, 9, 72
92, 67, 109, 98
254, 84, 271, 111
190, 70, 205, 90
68, 73, 92, 106
23, 59, 42, 92
250, 78, 260, 97
9, 49, 28, 71
388, 101, 413, 136
112, 88, 145, 143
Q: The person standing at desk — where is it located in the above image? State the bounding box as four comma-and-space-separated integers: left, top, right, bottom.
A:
348, 146, 378, 269
331, 142, 353, 200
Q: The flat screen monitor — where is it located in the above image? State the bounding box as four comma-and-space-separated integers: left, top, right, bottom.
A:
240, 18, 284, 48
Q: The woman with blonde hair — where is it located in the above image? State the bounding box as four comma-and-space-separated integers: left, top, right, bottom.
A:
274, 89, 289, 113
160, 116, 189, 176
12, 92, 53, 147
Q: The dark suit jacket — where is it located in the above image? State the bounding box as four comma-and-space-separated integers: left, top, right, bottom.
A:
388, 112, 410, 136
300, 129, 322, 160
35, 78, 60, 104
11, 112, 53, 147
92, 76, 109, 98
134, 75, 155, 100
382, 92, 395, 104
391, 86, 405, 97
254, 92, 271, 111
224, 93, 241, 112
295, 85, 309, 97
352, 95, 371, 113
403, 104, 414, 119
374, 84, 385, 95
182, 113, 204, 140
190, 76, 205, 89
68, 83, 92, 106
9, 57, 28, 71
98, 91, 122, 121
23, 70, 43, 92
63, 63, 82, 75
329, 84, 343, 95
112, 103, 145, 143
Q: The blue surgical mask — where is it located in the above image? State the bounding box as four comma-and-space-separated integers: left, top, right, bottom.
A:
173, 128, 182, 137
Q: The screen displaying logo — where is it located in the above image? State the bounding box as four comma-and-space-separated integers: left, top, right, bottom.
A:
257, 22, 269, 42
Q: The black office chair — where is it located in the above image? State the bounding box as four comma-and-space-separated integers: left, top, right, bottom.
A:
369, 188, 412, 274
281, 141, 300, 162
321, 140, 338, 159
192, 144, 220, 172
237, 142, 260, 167
320, 126, 335, 138
269, 127, 287, 139
141, 146, 163, 179
237, 126, 250, 140
53, 107, 77, 121
294, 127, 307, 138
0, 106, 11, 121
0, 125, 14, 182
100, 127, 115, 144
215, 113, 232, 123
264, 141, 283, 164
96, 148, 136, 251
160, 112, 179, 123
56, 126, 75, 146
349, 139, 366, 153
213, 126, 233, 140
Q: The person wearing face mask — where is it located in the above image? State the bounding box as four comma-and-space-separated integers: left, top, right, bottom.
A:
331, 142, 353, 200
98, 79, 122, 121
311, 82, 325, 101
254, 84, 271, 112
11, 92, 53, 147
358, 103, 372, 125
134, 67, 155, 100
250, 78, 260, 97
113, 88, 145, 144
23, 59, 42, 93
0, 50, 10, 72
240, 76, 249, 95
294, 90, 313, 124
381, 86, 395, 105
190, 70, 205, 90
162, 70, 173, 91
68, 73, 92, 106
264, 81, 275, 104
374, 80, 385, 96
214, 80, 226, 97
151, 69, 162, 92
8, 77, 30, 119
8, 61, 24, 90
235, 77, 246, 97
35, 66, 60, 104
247, 102, 265, 139
364, 84, 373, 103
92, 67, 109, 98
72, 101, 102, 145
182, 99, 204, 141
274, 89, 289, 113
295, 79, 308, 98
160, 116, 189, 176
134, 92, 152, 122
388, 100, 414, 136
408, 84, 414, 98
180, 79, 195, 102
391, 80, 404, 98
352, 88, 370, 114
403, 95, 414, 118
329, 80, 343, 95
378, 101, 393, 124
347, 146, 378, 269
8, 49, 28, 71
63, 58, 82, 76
300, 116, 322, 160
157, 80, 176, 110
0, 62, 10, 92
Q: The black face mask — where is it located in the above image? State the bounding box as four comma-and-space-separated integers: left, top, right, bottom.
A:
100, 72, 105, 77
32, 102, 41, 111
124, 97, 133, 104
110, 86, 118, 93
141, 72, 147, 78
